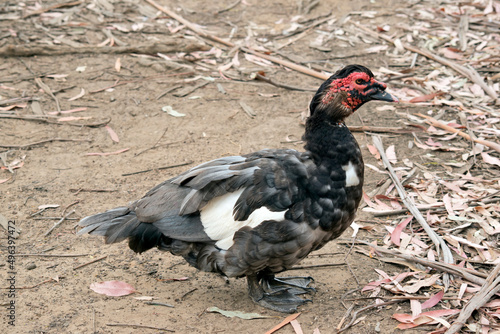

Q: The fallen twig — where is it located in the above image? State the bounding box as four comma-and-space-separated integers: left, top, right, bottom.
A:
12, 278, 58, 290
85, 148, 130, 156
106, 323, 174, 332
372, 136, 454, 288
62, 201, 80, 215
216, 0, 241, 14
0, 138, 91, 149
34, 217, 79, 220
345, 240, 488, 285
371, 196, 500, 217
73, 255, 108, 270
0, 96, 37, 106
172, 81, 210, 97
122, 161, 193, 176
417, 113, 500, 154
347, 125, 417, 134
145, 301, 175, 308
34, 77, 60, 113
253, 73, 316, 91
0, 41, 208, 57
180, 288, 198, 301
44, 210, 75, 237
135, 127, 169, 157
14, 253, 89, 257
345, 295, 463, 302
0, 114, 111, 127
289, 263, 346, 270
69, 188, 116, 194
156, 85, 183, 100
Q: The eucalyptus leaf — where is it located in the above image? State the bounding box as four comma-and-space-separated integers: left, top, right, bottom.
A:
162, 105, 186, 117
206, 307, 274, 320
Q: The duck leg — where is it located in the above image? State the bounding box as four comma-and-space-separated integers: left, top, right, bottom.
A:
261, 275, 315, 295
246, 274, 313, 313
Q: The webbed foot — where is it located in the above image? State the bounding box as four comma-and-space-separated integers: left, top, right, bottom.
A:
246, 274, 314, 313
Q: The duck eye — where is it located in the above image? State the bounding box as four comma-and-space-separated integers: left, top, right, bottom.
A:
355, 79, 363, 84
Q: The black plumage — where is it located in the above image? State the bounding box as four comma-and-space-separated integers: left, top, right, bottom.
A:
78, 64, 397, 313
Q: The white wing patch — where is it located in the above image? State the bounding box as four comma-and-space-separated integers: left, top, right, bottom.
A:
342, 161, 360, 187
199, 189, 286, 250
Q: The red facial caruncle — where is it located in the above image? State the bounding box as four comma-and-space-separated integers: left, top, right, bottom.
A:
321, 72, 388, 110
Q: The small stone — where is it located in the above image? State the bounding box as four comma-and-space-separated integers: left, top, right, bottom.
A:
26, 263, 36, 270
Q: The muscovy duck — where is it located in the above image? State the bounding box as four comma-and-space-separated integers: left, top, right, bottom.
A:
78, 64, 398, 313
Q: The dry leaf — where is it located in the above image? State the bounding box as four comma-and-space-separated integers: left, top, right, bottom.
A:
0, 177, 12, 184
386, 145, 397, 164
401, 274, 440, 293
115, 57, 121, 72
85, 148, 130, 156
206, 307, 273, 319
290, 319, 304, 334
68, 88, 85, 101
391, 216, 413, 246
0, 103, 27, 111
409, 92, 444, 103
410, 299, 422, 318
366, 144, 380, 159
421, 290, 444, 309
162, 105, 186, 117
90, 280, 136, 296
57, 116, 91, 122
105, 125, 120, 143
134, 296, 156, 301
481, 152, 500, 167
265, 313, 301, 334
393, 309, 460, 329
38, 204, 60, 210
47, 107, 87, 115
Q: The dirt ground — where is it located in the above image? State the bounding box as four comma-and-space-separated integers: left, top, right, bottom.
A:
0, 0, 473, 333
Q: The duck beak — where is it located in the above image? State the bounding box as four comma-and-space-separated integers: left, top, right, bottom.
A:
370, 90, 399, 103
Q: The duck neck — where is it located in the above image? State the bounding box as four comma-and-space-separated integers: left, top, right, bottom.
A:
303, 112, 360, 165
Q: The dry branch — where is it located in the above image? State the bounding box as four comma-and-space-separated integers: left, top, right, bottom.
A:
122, 161, 193, 176
73, 255, 108, 270
348, 240, 488, 286
0, 138, 91, 149
0, 96, 37, 106
348, 125, 417, 134
14, 253, 89, 257
0, 41, 208, 57
417, 113, 500, 153
44, 210, 75, 237
34, 78, 60, 112
0, 114, 111, 127
446, 263, 500, 334
253, 72, 316, 91
372, 136, 454, 288
106, 323, 174, 332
